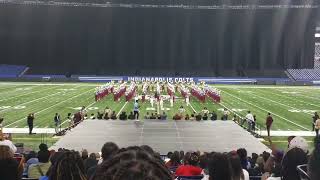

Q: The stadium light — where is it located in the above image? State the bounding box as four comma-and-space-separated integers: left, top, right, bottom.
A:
315, 33, 320, 38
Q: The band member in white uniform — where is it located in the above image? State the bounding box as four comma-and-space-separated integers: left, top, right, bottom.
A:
150, 96, 154, 108
134, 95, 139, 102
185, 95, 190, 107
159, 96, 164, 110
170, 96, 174, 107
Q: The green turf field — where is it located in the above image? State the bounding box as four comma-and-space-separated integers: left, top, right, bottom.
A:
0, 82, 319, 132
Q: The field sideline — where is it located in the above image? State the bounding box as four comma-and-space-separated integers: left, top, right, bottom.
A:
0, 82, 319, 132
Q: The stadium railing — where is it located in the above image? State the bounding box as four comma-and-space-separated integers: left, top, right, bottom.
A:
231, 114, 263, 138
54, 121, 82, 136
297, 164, 310, 180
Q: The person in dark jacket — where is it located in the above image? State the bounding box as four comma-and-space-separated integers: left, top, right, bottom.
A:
0, 145, 21, 180
27, 113, 35, 135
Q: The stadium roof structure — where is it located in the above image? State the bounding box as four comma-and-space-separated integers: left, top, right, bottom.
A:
0, 0, 318, 9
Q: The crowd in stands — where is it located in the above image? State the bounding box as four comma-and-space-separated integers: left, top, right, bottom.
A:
0, 133, 319, 180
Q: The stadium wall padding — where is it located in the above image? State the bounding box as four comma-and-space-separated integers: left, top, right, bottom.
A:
0, 4, 318, 76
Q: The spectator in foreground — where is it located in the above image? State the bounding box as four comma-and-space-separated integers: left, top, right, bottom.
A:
185, 114, 190, 120
228, 152, 249, 180
0, 136, 17, 154
49, 151, 87, 180
84, 153, 97, 172
175, 152, 202, 176
0, 145, 21, 180
23, 151, 38, 177
208, 152, 232, 180
93, 146, 172, 180
237, 148, 251, 170
81, 149, 89, 161
87, 142, 119, 179
28, 148, 51, 179
308, 136, 320, 180
281, 147, 308, 180
199, 153, 209, 179
165, 151, 181, 169
38, 144, 50, 161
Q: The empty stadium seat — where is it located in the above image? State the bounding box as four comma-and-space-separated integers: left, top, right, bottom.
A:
0, 64, 28, 77
286, 69, 320, 81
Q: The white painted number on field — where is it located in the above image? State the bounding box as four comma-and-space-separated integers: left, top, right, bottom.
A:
288, 109, 317, 113
281, 91, 299, 94
58, 89, 76, 91
13, 105, 26, 109
237, 91, 252, 93
0, 106, 26, 110
218, 108, 246, 112
161, 108, 171, 111
146, 107, 156, 111
15, 87, 32, 91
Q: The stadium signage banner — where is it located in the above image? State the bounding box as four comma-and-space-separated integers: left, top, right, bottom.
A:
78, 76, 257, 84
126, 76, 194, 83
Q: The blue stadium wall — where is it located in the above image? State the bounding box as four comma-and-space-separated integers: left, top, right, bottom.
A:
0, 4, 318, 76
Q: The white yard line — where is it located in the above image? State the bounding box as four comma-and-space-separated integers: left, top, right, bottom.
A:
189, 103, 198, 113
4, 88, 94, 127
221, 90, 309, 131
215, 86, 320, 89
273, 88, 320, 102
0, 86, 58, 102
247, 91, 314, 116
0, 92, 61, 113
117, 101, 128, 117
259, 89, 320, 109
0, 82, 98, 86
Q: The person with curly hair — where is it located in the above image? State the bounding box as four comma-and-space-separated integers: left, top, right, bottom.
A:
93, 146, 173, 180
175, 152, 202, 176
49, 151, 87, 180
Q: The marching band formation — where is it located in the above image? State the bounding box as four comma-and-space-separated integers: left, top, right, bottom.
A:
94, 80, 221, 106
